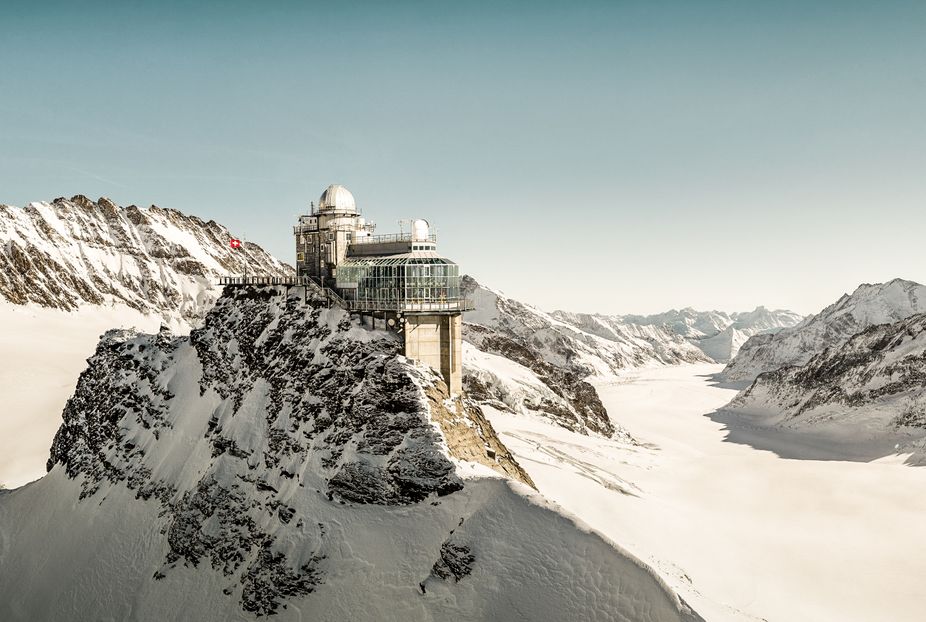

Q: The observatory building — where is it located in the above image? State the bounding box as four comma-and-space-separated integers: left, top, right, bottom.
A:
293, 184, 470, 394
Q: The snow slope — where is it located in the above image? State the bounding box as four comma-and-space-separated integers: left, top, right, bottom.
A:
487, 364, 926, 622
618, 307, 804, 362
723, 278, 926, 381
0, 196, 288, 488
725, 312, 926, 458
462, 276, 708, 438
0, 285, 701, 622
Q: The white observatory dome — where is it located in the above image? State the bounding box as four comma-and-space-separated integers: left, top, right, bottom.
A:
317, 184, 356, 213
412, 219, 430, 241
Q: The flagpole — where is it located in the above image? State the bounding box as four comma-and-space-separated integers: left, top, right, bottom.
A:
230, 236, 244, 283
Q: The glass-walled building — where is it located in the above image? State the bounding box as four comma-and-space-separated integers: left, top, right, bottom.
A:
335, 256, 466, 313
292, 184, 468, 394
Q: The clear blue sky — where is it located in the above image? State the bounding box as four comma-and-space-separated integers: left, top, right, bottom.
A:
2, 1, 924, 314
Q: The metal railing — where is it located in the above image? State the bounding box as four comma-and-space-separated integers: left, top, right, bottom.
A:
217, 276, 470, 314
219, 276, 307, 286
218, 275, 346, 308
345, 298, 474, 313
350, 232, 437, 245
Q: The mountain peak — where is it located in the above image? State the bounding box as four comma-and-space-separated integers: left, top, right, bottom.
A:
724, 278, 926, 381
850, 277, 921, 297
0, 197, 289, 325
1, 283, 700, 622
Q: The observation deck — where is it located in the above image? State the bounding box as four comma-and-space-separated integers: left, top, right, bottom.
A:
218, 274, 472, 315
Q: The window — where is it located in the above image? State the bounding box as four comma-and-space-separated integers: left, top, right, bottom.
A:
335, 257, 463, 311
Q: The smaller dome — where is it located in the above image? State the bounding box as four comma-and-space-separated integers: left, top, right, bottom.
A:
411, 219, 430, 241
318, 184, 356, 213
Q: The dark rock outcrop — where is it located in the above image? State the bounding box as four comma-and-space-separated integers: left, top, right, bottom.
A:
44, 284, 530, 614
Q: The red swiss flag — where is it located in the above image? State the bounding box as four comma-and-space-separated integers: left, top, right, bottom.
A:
230, 238, 242, 249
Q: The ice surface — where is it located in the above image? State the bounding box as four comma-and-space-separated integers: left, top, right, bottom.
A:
486, 364, 926, 622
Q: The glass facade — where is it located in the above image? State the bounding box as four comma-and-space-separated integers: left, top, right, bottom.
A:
335, 256, 467, 312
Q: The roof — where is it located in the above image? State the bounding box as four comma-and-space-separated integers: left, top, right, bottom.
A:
318, 184, 356, 213
338, 254, 458, 267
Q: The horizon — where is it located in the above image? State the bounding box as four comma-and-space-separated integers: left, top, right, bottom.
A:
2, 1, 925, 315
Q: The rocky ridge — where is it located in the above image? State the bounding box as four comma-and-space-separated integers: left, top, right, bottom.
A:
726, 312, 926, 457
723, 278, 926, 381
462, 277, 709, 438
0, 284, 701, 622
0, 195, 288, 326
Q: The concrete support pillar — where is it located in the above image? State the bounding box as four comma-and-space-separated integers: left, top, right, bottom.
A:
403, 313, 462, 395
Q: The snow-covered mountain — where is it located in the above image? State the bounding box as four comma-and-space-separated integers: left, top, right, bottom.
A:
619, 307, 805, 362
722, 279, 926, 381
0, 195, 288, 326
0, 195, 288, 488
0, 285, 702, 622
726, 312, 926, 460
462, 277, 709, 438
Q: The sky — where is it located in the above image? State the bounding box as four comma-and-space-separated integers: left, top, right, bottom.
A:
1, 0, 925, 315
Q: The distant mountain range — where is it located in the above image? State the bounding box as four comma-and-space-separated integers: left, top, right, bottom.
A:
461, 277, 710, 438
617, 306, 805, 362
723, 279, 926, 382
723, 278, 926, 459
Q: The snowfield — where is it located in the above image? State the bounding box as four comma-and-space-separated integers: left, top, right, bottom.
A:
486, 364, 926, 622
0, 472, 699, 622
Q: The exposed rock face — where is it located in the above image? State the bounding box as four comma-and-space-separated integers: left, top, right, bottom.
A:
430, 539, 475, 582
462, 276, 710, 438
45, 285, 470, 613
727, 313, 926, 452
423, 383, 536, 489
0, 285, 702, 622
464, 324, 616, 437
0, 195, 288, 325
617, 306, 805, 363
723, 279, 926, 381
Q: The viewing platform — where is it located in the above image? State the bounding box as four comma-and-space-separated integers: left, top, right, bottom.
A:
219, 276, 313, 287
218, 275, 347, 308
218, 275, 472, 314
